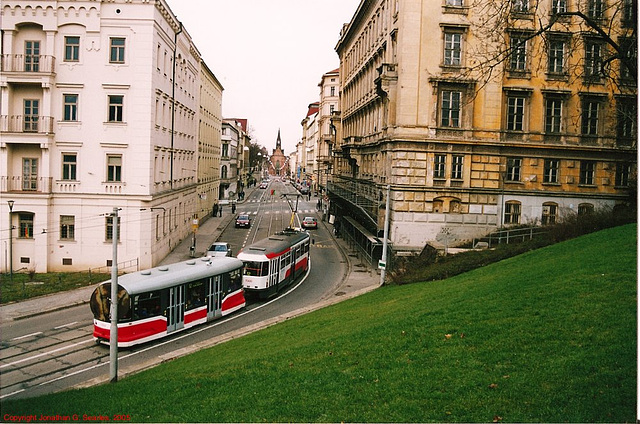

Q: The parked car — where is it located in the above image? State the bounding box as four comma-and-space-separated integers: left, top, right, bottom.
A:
301, 216, 318, 229
206, 242, 232, 257
235, 214, 251, 228
259, 182, 268, 189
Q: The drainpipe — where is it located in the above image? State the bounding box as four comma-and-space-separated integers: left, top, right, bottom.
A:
170, 21, 183, 189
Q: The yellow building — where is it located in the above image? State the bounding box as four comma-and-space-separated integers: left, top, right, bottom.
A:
331, 0, 636, 256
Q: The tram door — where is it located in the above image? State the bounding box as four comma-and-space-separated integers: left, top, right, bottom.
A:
207, 275, 223, 319
167, 285, 185, 333
269, 257, 280, 289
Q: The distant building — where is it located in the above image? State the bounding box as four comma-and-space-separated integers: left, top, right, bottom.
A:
267, 130, 289, 177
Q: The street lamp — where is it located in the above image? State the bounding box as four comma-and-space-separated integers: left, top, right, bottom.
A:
7, 200, 14, 285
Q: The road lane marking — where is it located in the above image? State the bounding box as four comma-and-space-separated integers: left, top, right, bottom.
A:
54, 322, 78, 329
11, 332, 42, 341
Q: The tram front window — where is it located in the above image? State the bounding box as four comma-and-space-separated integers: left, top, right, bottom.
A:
243, 261, 269, 277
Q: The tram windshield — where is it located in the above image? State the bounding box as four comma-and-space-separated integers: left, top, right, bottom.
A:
243, 260, 269, 277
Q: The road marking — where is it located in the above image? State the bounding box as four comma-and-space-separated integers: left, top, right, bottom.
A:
0, 339, 94, 369
54, 322, 78, 329
11, 332, 42, 341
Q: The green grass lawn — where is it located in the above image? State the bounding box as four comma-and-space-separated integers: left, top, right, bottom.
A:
2, 224, 636, 422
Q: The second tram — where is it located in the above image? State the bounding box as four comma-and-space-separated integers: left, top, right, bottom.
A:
237, 229, 310, 299
90, 256, 245, 347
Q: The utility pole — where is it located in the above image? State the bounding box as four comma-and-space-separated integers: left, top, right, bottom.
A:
109, 207, 120, 383
379, 185, 390, 286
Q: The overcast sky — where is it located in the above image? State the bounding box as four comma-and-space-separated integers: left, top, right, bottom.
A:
167, 0, 361, 154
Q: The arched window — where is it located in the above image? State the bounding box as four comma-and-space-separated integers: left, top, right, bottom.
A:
504, 201, 521, 225
578, 203, 594, 215
221, 165, 228, 180
541, 202, 558, 225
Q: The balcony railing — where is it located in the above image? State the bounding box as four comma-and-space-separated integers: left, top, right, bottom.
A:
1, 176, 53, 193
0, 115, 55, 135
1, 54, 56, 74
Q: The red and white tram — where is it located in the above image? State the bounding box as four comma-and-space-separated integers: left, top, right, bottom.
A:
90, 256, 245, 347
237, 229, 310, 299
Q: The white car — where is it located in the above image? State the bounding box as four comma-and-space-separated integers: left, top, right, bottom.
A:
205, 242, 232, 257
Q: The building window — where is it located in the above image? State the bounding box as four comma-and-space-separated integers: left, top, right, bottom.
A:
60, 215, 75, 240
19, 213, 34, 238
584, 40, 603, 80
622, 0, 636, 26
581, 99, 600, 136
616, 97, 637, 145
24, 99, 39, 132
222, 144, 229, 157
544, 97, 563, 133
443, 31, 462, 66
506, 95, 526, 131
107, 155, 122, 182
588, 0, 604, 19
615, 163, 631, 186
109, 37, 126, 63
24, 41, 40, 72
512, 0, 529, 12
64, 36, 80, 62
451, 155, 464, 180
22, 158, 38, 191
434, 154, 447, 179
440, 90, 461, 127
108, 95, 124, 122
548, 39, 566, 74
543, 159, 560, 183
506, 158, 522, 182
504, 201, 521, 225
62, 153, 77, 180
580, 161, 596, 185
578, 203, 594, 215
63, 94, 78, 121
551, 0, 567, 14
619, 37, 637, 81
541, 202, 558, 225
221, 165, 228, 179
446, 0, 463, 4
330, 86, 336, 96
509, 34, 528, 71
105, 216, 121, 242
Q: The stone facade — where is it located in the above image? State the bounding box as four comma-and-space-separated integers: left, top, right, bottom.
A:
331, 0, 637, 254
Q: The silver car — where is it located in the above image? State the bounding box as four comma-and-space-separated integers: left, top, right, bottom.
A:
205, 242, 232, 257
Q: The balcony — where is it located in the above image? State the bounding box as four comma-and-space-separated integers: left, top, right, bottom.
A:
1, 115, 55, 135
1, 176, 53, 194
1, 54, 56, 76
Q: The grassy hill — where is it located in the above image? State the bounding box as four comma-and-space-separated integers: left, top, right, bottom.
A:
2, 224, 636, 422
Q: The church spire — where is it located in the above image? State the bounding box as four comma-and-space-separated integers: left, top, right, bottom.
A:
276, 129, 282, 150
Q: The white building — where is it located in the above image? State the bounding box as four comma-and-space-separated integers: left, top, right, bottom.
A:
1, 0, 215, 272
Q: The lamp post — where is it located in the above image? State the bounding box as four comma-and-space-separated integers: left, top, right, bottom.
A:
7, 200, 14, 286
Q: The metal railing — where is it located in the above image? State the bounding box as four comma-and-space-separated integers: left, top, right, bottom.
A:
473, 226, 549, 248
328, 176, 382, 226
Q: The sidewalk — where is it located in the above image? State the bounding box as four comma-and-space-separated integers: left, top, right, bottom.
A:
0, 190, 379, 322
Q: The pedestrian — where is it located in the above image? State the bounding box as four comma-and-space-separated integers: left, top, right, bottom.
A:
212, 202, 218, 217
219, 205, 223, 217
231, 202, 236, 214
